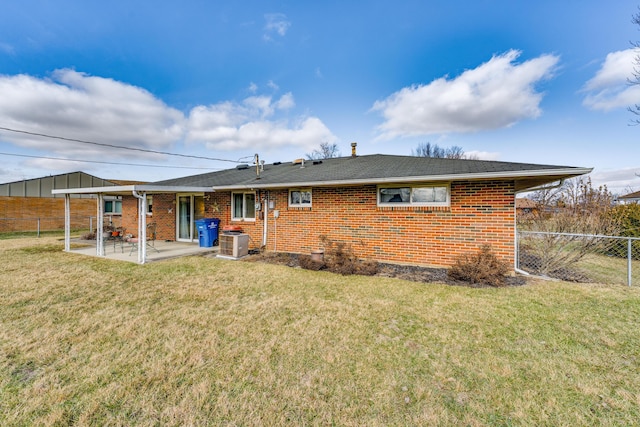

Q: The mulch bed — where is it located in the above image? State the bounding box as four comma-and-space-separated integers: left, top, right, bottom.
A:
242, 252, 528, 287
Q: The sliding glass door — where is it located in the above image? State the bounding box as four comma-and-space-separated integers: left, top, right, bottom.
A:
176, 194, 204, 242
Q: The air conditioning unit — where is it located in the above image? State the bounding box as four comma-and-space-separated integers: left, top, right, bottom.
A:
219, 233, 249, 258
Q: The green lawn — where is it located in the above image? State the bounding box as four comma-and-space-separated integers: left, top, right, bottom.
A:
1, 237, 640, 426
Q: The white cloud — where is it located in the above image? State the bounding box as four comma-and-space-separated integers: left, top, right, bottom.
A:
264, 13, 291, 40
248, 82, 258, 93
589, 166, 640, 195
275, 92, 295, 110
582, 48, 640, 111
0, 69, 184, 158
267, 80, 279, 91
372, 50, 559, 139
187, 95, 335, 151
0, 70, 335, 168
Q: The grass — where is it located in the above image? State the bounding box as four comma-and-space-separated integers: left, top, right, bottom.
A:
0, 230, 84, 241
1, 237, 640, 426
574, 252, 640, 286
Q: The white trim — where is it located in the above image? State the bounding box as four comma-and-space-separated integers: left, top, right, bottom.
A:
231, 191, 257, 222
52, 184, 213, 195
288, 188, 312, 208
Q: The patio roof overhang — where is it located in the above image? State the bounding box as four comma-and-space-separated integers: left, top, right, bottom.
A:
51, 184, 213, 196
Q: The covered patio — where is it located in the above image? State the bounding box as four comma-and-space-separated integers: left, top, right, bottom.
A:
69, 238, 218, 263
52, 184, 213, 264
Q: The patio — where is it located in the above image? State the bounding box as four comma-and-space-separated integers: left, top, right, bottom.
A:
69, 238, 219, 263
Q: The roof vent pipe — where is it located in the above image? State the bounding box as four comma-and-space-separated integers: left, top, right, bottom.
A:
351, 142, 357, 157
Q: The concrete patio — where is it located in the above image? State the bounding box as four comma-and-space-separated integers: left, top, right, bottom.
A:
69, 238, 219, 263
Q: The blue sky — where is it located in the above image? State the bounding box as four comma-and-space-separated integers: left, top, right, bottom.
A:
1, 0, 639, 194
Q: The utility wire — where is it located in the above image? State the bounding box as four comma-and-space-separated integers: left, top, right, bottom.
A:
0, 126, 242, 163
0, 152, 222, 170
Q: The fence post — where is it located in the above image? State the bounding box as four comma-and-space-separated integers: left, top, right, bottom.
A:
629, 238, 633, 287
37, 218, 40, 238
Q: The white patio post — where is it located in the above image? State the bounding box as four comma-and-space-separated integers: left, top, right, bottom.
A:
133, 190, 148, 264
64, 193, 71, 252
97, 193, 105, 256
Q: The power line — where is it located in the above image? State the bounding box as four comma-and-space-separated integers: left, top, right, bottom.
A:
0, 152, 222, 170
0, 126, 242, 163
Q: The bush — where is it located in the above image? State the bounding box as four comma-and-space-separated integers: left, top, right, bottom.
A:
317, 235, 378, 276
298, 254, 325, 271
448, 245, 510, 287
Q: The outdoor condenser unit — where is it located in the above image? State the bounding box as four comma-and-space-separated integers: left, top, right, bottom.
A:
219, 233, 249, 258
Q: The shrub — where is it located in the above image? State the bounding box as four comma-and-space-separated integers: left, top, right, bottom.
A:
448, 245, 510, 287
299, 254, 325, 271
318, 235, 378, 276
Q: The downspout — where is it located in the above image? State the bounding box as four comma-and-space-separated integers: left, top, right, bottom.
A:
132, 189, 147, 264
513, 178, 566, 275
262, 191, 269, 248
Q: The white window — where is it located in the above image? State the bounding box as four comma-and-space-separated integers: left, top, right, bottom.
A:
146, 195, 153, 215
378, 184, 449, 207
104, 199, 122, 214
289, 189, 312, 207
232, 192, 256, 221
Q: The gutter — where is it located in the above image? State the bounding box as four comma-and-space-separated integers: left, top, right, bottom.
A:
515, 178, 567, 194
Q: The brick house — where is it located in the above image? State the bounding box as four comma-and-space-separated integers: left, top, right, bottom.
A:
54, 153, 591, 267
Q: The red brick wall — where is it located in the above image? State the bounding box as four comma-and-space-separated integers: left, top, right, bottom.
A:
0, 196, 114, 232
152, 194, 178, 241
120, 195, 172, 240
208, 180, 516, 268
120, 193, 215, 241
121, 196, 139, 237
117, 182, 515, 268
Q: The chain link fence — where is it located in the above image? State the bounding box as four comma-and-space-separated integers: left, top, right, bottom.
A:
517, 231, 640, 286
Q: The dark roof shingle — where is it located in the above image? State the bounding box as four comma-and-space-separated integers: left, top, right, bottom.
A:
152, 154, 590, 192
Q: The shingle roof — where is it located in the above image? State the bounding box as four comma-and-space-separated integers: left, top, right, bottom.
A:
151, 154, 591, 192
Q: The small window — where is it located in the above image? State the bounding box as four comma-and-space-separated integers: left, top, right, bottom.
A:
378, 184, 449, 207
232, 192, 256, 221
379, 187, 410, 203
104, 199, 122, 214
146, 196, 153, 214
289, 189, 312, 207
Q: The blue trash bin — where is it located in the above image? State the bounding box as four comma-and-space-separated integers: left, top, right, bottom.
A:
196, 218, 220, 247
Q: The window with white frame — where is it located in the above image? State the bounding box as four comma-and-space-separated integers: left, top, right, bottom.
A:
146, 195, 153, 214
289, 189, 312, 207
104, 198, 122, 214
378, 184, 450, 207
232, 192, 256, 220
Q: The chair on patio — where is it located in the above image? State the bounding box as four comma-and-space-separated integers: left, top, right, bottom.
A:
128, 222, 159, 255
110, 227, 126, 253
